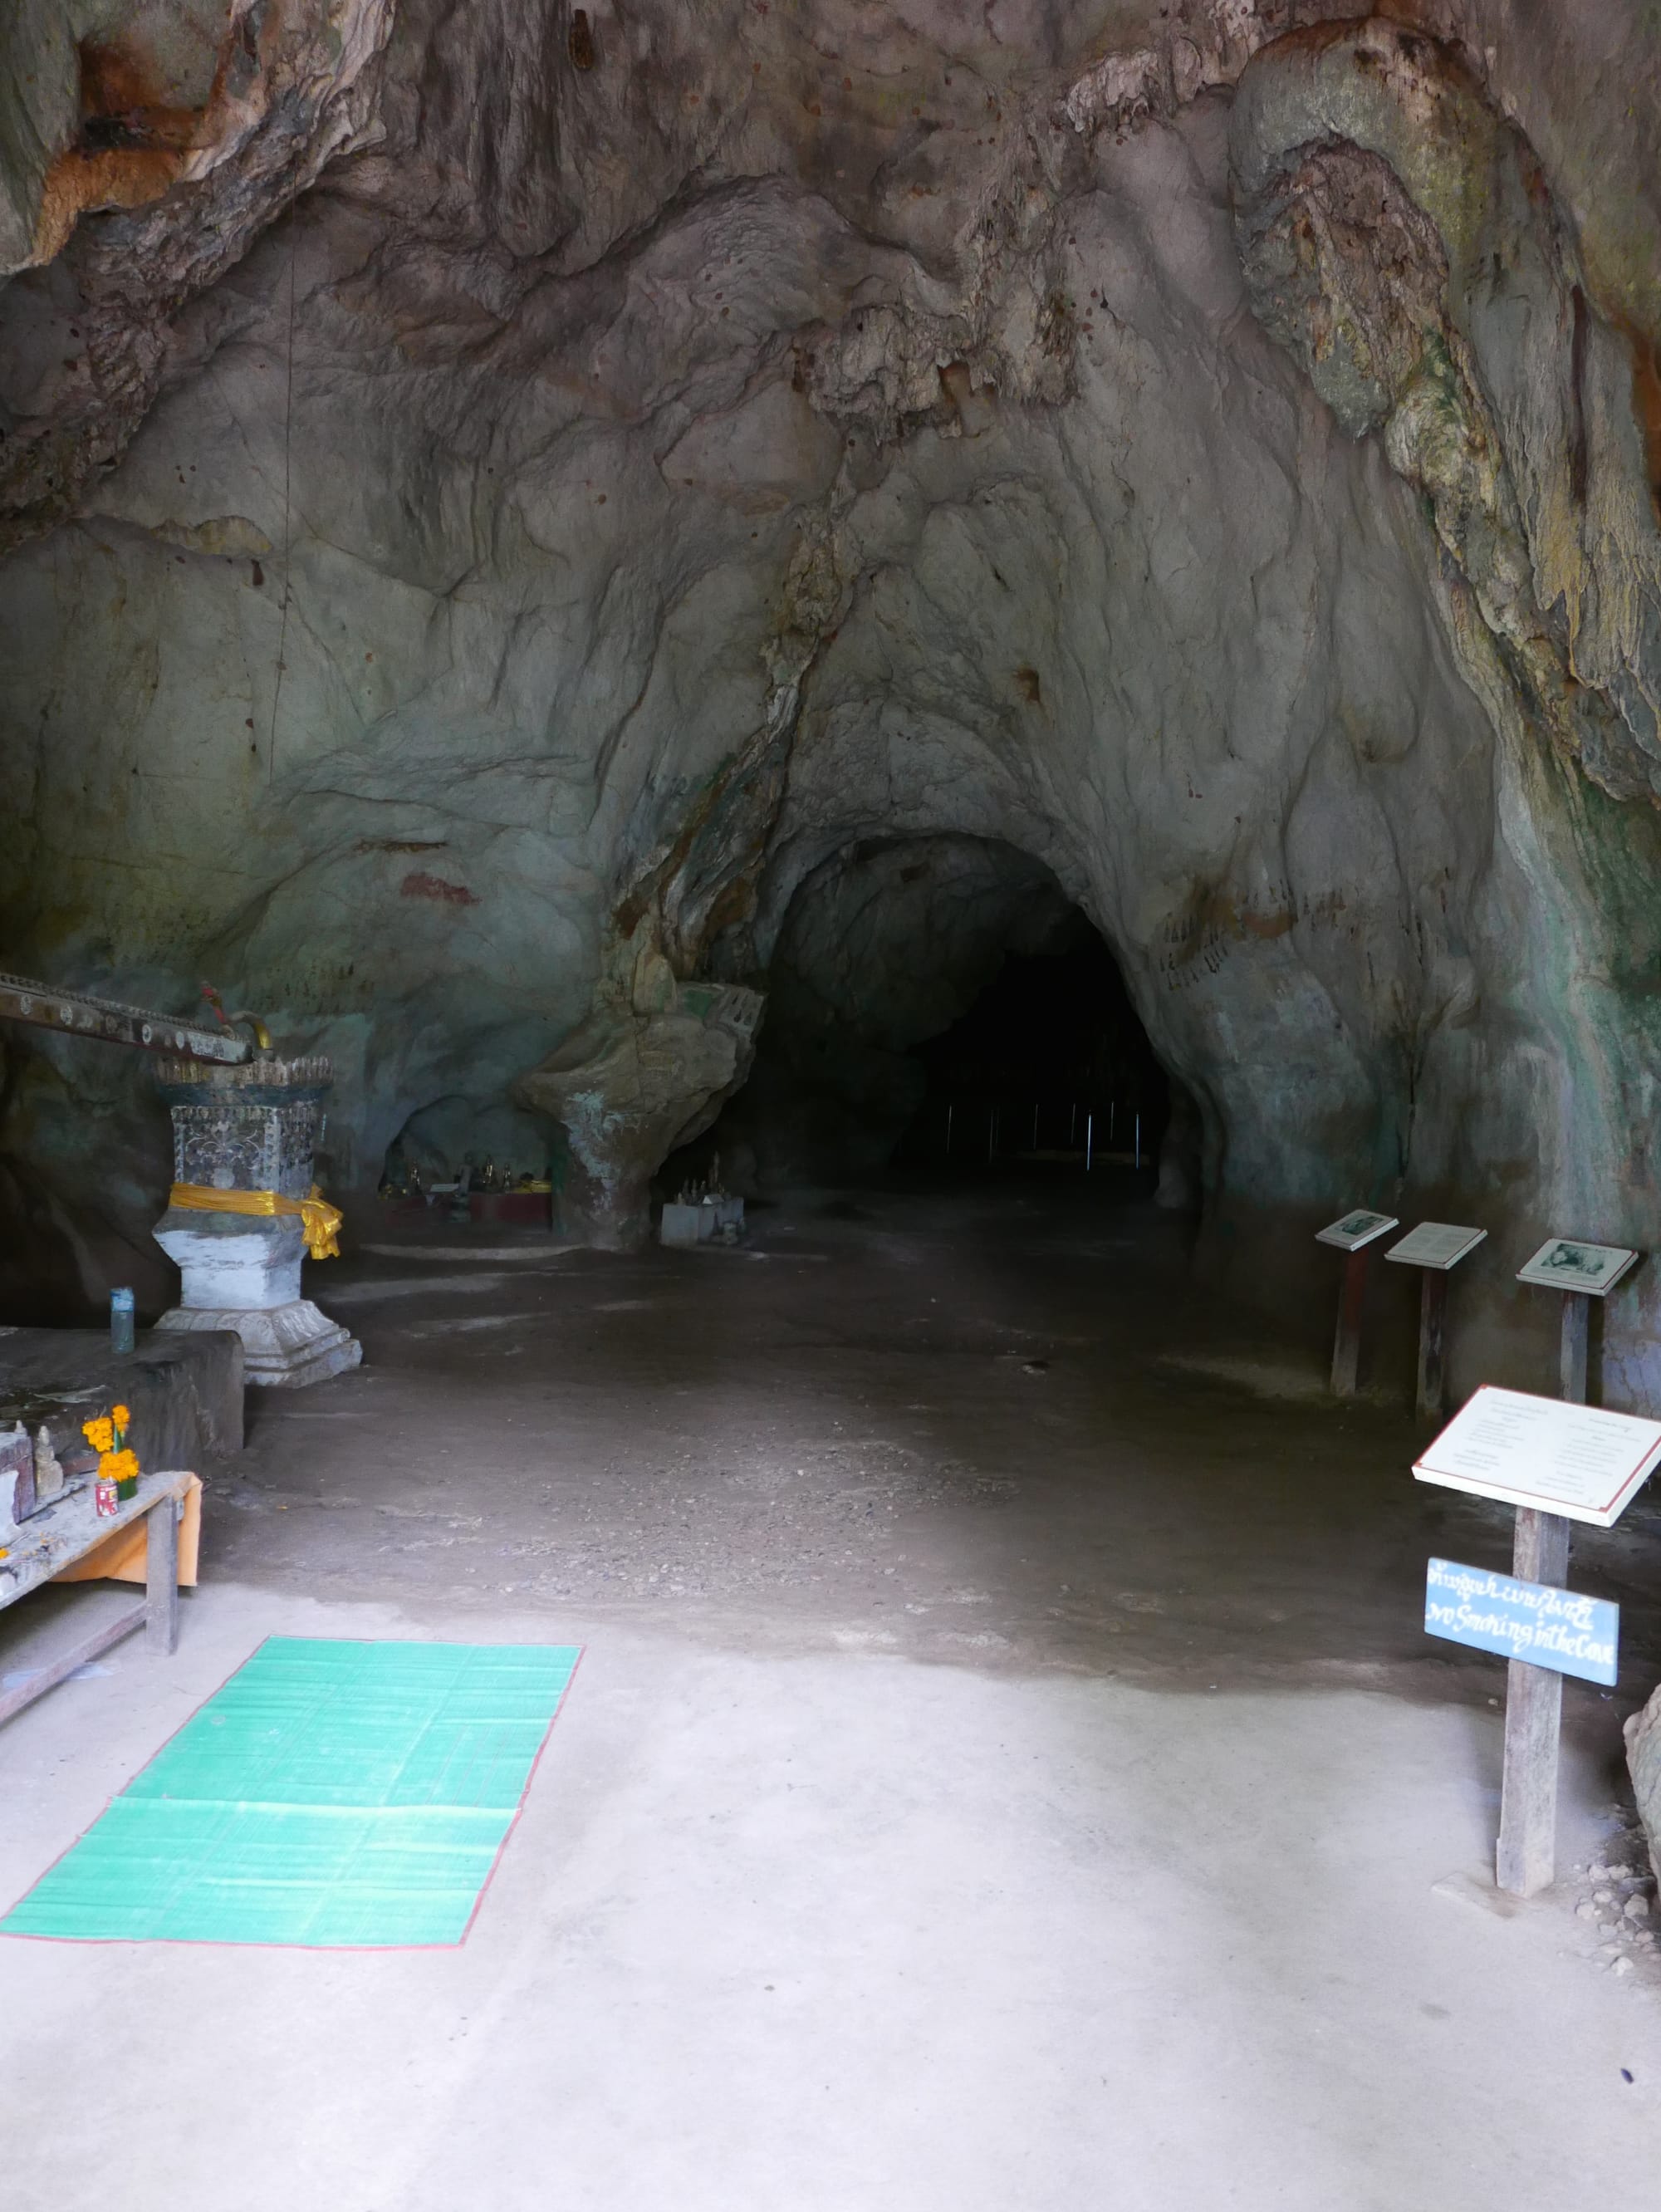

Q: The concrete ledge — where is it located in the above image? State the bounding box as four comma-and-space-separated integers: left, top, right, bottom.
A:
0, 1326, 243, 1464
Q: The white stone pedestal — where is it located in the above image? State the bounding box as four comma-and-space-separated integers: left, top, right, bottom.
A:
151, 1053, 360, 1390
152, 1217, 361, 1387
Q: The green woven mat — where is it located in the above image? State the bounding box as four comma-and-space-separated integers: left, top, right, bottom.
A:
0, 1636, 580, 1947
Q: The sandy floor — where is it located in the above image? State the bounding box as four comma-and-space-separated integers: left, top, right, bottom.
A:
2, 1175, 1659, 2208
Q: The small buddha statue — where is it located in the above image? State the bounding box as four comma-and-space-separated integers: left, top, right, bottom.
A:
33, 1425, 64, 1503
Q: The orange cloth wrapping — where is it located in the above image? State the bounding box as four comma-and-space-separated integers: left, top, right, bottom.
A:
53, 1473, 202, 1588
169, 1180, 343, 1259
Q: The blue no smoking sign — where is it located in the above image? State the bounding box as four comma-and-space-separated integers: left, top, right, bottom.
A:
1424, 1557, 1619, 1686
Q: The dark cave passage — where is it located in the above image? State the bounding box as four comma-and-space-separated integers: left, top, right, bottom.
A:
679, 836, 1179, 1202
893, 913, 1169, 1180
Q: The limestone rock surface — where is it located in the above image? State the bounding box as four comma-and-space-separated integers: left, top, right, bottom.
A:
514, 980, 762, 1247
2, 0, 1661, 1411
1625, 1689, 1661, 1891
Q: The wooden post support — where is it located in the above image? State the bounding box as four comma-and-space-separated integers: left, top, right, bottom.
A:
1496, 1298, 1584, 1896
1559, 1291, 1590, 1404
1330, 1249, 1369, 1397
145, 1492, 180, 1655
0, 1600, 147, 1727
1385, 1225, 1484, 1416
1495, 1506, 1573, 1896
1416, 1270, 1448, 1420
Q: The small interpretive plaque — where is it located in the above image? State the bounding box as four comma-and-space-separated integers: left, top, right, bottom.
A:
1414, 1386, 1661, 1528
1315, 1209, 1399, 1253
1516, 1238, 1639, 1297
1385, 1221, 1487, 1272
1425, 1558, 1618, 1686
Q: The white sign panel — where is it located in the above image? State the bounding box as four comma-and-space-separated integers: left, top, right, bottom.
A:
1414, 1386, 1661, 1528
1385, 1221, 1487, 1272
1315, 1209, 1399, 1253
1516, 1238, 1638, 1297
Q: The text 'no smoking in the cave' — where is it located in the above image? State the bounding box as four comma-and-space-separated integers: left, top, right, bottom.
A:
1424, 1558, 1619, 1686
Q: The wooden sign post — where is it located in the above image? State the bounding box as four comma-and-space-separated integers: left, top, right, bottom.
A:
1314, 1210, 1399, 1396
1516, 1237, 1639, 1406
1560, 1299, 1588, 1402
1414, 1386, 1661, 1895
1383, 1222, 1487, 1418
1496, 1503, 1571, 1896
1492, 1239, 1641, 1891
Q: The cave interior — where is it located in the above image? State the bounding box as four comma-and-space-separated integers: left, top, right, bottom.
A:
4, 3, 1661, 2204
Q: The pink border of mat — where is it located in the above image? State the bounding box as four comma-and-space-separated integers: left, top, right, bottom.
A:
0, 1634, 585, 1952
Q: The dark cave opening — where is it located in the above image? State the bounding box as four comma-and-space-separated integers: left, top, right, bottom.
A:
675, 837, 1183, 1203
893, 911, 1169, 1179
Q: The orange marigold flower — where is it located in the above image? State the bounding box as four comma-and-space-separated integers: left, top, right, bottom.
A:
112, 1403, 131, 1428
83, 1415, 115, 1454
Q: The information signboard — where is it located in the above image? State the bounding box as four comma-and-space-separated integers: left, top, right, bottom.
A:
1515, 1238, 1638, 1297
1314, 1209, 1399, 1252
1385, 1221, 1487, 1271
1414, 1386, 1661, 1528
1424, 1557, 1618, 1686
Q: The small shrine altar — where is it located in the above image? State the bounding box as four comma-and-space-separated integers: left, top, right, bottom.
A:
151, 1054, 361, 1387
0, 1468, 197, 1725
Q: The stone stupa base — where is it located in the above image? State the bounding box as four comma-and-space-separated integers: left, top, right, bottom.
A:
154, 1298, 362, 1388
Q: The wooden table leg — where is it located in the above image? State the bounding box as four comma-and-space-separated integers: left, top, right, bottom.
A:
1330, 1250, 1368, 1398
0, 1602, 147, 1728
1416, 1270, 1448, 1420
145, 1493, 180, 1655
1495, 1507, 1572, 1896
1560, 1292, 1590, 1404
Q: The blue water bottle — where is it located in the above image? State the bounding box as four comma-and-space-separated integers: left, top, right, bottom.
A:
110, 1287, 135, 1355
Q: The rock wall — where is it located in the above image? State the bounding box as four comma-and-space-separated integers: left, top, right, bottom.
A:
3, 3, 1661, 1399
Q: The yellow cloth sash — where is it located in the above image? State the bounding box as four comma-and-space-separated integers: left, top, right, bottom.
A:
169, 1182, 343, 1260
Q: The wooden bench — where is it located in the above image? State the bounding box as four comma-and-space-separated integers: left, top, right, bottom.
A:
0, 1471, 194, 1727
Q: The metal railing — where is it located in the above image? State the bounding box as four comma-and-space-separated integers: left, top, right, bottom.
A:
919, 1096, 1151, 1171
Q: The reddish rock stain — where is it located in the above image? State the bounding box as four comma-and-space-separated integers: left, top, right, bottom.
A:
400, 871, 478, 906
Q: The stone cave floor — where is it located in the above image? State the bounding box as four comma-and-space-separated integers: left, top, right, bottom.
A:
4, 1174, 1661, 2209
